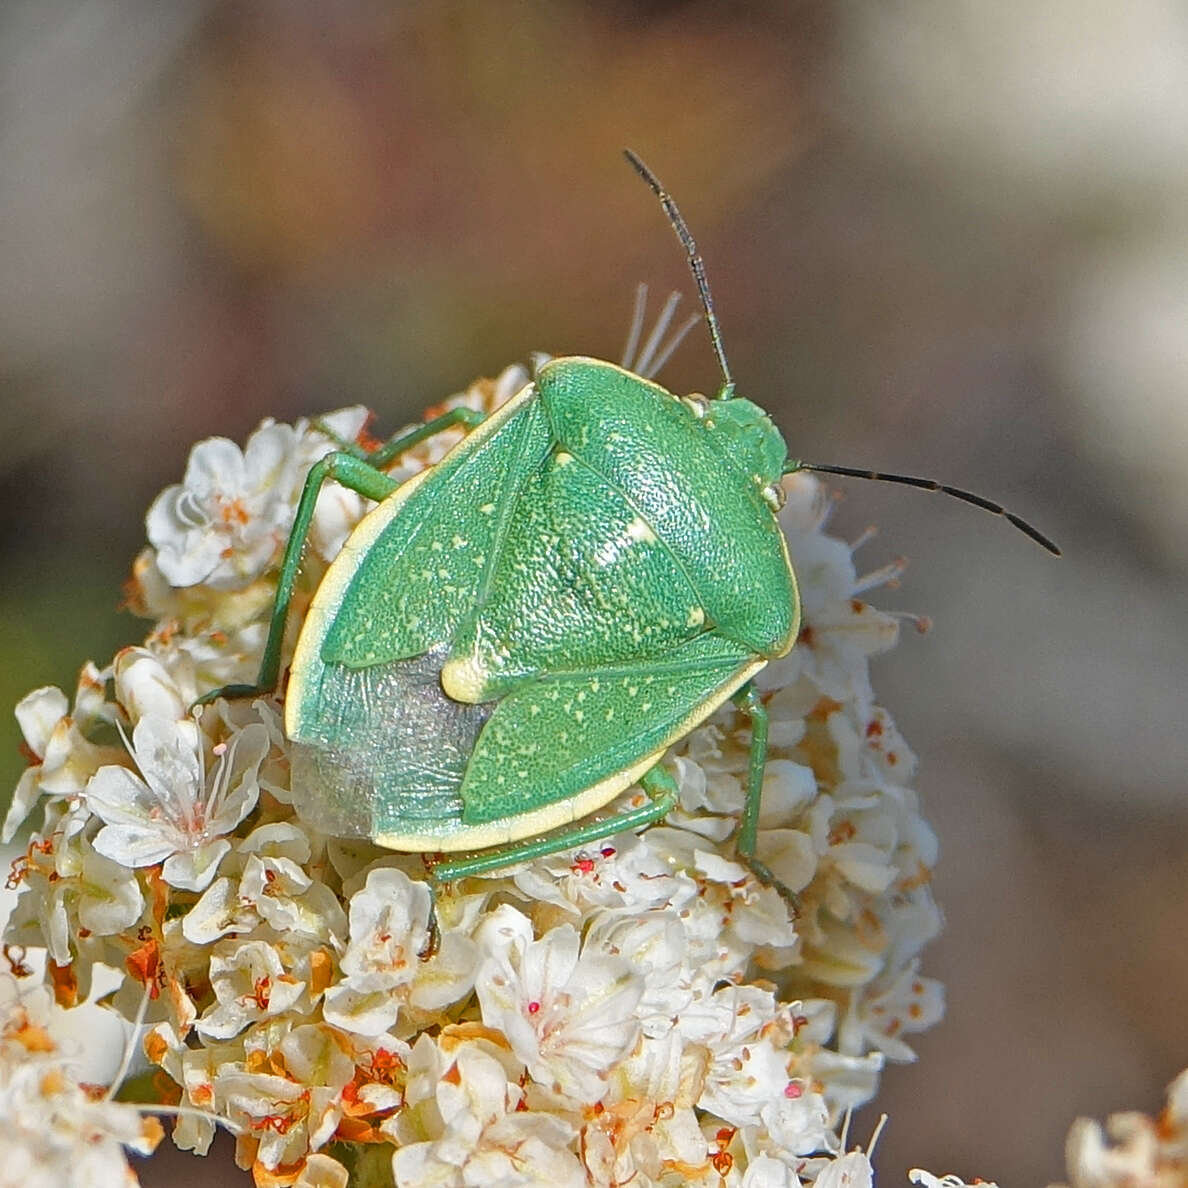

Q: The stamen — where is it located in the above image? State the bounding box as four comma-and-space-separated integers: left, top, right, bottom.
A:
850, 525, 879, 552
204, 731, 242, 822
105, 980, 153, 1102
620, 283, 649, 370
853, 557, 907, 594
135, 1103, 246, 1136
644, 311, 701, 379
867, 1112, 890, 1158
634, 290, 682, 378
888, 610, 932, 635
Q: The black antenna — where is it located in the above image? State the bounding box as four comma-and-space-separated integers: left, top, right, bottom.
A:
622, 149, 1059, 558
624, 149, 735, 399
794, 462, 1061, 555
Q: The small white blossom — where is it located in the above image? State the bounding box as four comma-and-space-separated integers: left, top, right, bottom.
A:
196, 938, 307, 1039
475, 904, 644, 1103
840, 960, 945, 1063
321, 866, 431, 1036
390, 1040, 586, 1188
85, 714, 268, 891
3, 665, 122, 842
0, 971, 161, 1186
814, 1150, 875, 1188
147, 420, 303, 590
111, 648, 190, 724
1049, 1067, 1188, 1188
910, 1173, 1000, 1188
511, 827, 697, 917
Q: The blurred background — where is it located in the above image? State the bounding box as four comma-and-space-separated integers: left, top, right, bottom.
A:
2, 1, 1186, 1183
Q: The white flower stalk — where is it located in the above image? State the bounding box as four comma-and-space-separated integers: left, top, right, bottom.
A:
4, 364, 949, 1186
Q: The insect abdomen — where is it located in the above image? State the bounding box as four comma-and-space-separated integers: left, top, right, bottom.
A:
288, 644, 493, 843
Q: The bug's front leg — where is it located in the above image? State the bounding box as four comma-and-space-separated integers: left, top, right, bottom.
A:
194, 409, 490, 709
194, 452, 400, 706
732, 682, 799, 913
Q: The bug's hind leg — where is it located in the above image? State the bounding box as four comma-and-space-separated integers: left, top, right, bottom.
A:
419, 763, 680, 957
425, 762, 680, 885
732, 682, 799, 913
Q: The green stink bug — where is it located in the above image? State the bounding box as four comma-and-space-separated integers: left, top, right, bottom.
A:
202, 151, 1057, 891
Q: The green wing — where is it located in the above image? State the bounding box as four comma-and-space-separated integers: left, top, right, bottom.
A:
457, 631, 757, 826
443, 445, 711, 699
318, 384, 552, 668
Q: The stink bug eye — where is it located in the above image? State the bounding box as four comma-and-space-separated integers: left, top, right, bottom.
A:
197, 150, 1057, 905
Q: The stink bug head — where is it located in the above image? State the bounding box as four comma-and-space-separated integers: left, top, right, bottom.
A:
699, 396, 789, 495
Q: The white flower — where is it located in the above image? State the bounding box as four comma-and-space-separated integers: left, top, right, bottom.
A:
584, 910, 691, 1036
694, 984, 803, 1130
196, 939, 308, 1038
839, 960, 945, 1063
294, 1154, 350, 1188
111, 648, 190, 724
740, 1152, 806, 1188
213, 1023, 354, 1172
390, 1040, 585, 1188
146, 420, 302, 590
85, 714, 268, 891
321, 866, 432, 1036
474, 904, 644, 1104
3, 665, 122, 842
1050, 1067, 1188, 1188
0, 970, 161, 1187
511, 827, 698, 917
814, 1151, 874, 1188
910, 1173, 1000, 1188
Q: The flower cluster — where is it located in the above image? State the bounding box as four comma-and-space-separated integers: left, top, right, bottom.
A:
1050, 1068, 1188, 1188
0, 967, 162, 1186
3, 362, 943, 1186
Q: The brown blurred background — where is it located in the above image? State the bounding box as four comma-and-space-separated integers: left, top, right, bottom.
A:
2, 2, 1186, 1184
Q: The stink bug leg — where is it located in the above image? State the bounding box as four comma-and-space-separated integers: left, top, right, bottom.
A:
731, 682, 798, 907
195, 408, 487, 707
427, 762, 680, 883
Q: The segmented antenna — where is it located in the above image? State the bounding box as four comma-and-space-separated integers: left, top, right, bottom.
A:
623, 149, 1059, 557
794, 462, 1061, 555
623, 148, 735, 399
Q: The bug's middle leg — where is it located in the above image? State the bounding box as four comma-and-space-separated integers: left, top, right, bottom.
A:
732, 682, 799, 910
